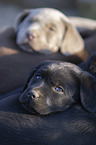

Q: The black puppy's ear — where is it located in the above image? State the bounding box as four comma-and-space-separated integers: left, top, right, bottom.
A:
80, 72, 96, 112
23, 61, 48, 91
23, 64, 39, 91
14, 9, 30, 32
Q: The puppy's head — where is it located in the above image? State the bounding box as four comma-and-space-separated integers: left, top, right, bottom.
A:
19, 61, 96, 115
15, 8, 84, 55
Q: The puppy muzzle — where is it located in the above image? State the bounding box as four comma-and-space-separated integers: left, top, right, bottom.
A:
26, 31, 39, 41
28, 90, 39, 100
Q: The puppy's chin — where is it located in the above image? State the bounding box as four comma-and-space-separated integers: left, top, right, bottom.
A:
37, 49, 54, 54
18, 43, 56, 54
20, 97, 52, 115
21, 103, 39, 115
18, 44, 35, 53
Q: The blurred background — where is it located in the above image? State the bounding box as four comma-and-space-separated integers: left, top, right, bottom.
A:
0, 0, 96, 30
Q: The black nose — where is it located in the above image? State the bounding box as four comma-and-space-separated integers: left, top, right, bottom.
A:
28, 90, 39, 99
26, 32, 38, 40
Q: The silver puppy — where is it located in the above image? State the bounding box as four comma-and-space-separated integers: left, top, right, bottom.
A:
14, 8, 84, 55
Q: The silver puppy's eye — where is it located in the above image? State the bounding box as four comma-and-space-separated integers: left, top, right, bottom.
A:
55, 87, 64, 93
28, 19, 32, 23
48, 25, 56, 32
49, 27, 55, 31
36, 75, 41, 79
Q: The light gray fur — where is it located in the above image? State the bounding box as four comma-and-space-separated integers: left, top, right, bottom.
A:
14, 8, 84, 55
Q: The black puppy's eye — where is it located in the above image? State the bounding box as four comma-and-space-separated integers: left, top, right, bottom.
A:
36, 75, 42, 79
55, 87, 64, 93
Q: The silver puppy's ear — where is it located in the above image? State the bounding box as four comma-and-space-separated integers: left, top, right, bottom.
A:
60, 18, 84, 56
80, 71, 96, 112
14, 9, 30, 32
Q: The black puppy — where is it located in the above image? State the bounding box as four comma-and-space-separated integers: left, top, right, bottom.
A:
1, 60, 96, 145
19, 60, 96, 115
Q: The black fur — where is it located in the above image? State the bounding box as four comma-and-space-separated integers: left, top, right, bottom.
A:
20, 60, 96, 115
0, 60, 96, 145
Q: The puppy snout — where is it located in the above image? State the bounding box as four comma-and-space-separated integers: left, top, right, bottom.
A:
28, 90, 39, 100
26, 31, 38, 40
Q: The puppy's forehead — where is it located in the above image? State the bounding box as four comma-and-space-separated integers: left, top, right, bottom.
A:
38, 61, 82, 74
49, 62, 82, 73
29, 8, 69, 21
